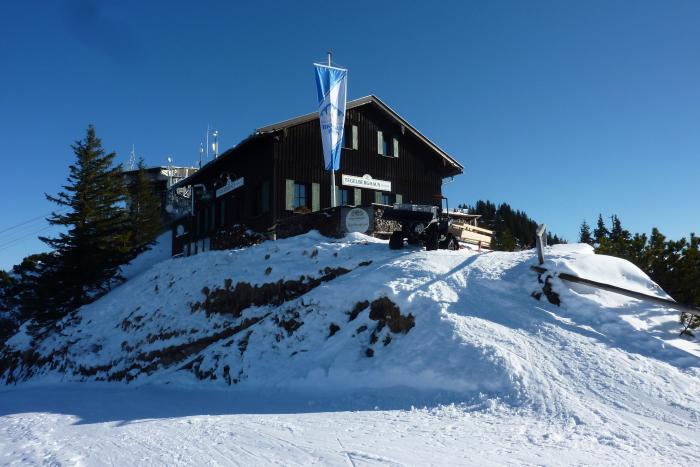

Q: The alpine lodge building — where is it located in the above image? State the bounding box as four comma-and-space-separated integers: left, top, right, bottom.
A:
170, 95, 464, 255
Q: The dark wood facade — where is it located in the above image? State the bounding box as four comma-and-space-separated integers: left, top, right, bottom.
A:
172, 95, 463, 253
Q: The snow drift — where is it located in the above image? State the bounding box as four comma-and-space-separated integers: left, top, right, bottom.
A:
2, 232, 699, 428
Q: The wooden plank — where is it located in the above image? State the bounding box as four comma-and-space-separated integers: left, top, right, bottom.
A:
531, 266, 700, 317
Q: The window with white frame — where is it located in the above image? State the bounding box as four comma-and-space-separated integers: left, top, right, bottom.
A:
378, 131, 398, 157
293, 182, 309, 209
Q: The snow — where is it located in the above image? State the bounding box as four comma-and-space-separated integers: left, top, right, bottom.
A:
0, 385, 698, 466
119, 232, 173, 280
1, 234, 699, 465
545, 242, 669, 298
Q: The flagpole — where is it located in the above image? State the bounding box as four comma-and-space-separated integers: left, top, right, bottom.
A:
328, 51, 338, 208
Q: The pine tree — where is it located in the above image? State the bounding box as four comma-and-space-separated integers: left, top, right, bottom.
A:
0, 269, 11, 307
607, 215, 631, 257
579, 220, 593, 245
466, 199, 564, 249
678, 233, 700, 332
127, 158, 163, 255
609, 215, 623, 243
0, 270, 16, 340
593, 214, 608, 247
646, 228, 668, 282
494, 229, 516, 251
627, 232, 648, 268
39, 125, 131, 315
8, 253, 59, 322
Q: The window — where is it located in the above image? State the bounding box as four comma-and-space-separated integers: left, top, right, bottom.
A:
293, 182, 309, 209
352, 125, 358, 150
381, 192, 392, 205
378, 131, 397, 157
338, 188, 350, 206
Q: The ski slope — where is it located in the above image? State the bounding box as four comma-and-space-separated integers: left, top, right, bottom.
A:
1, 232, 699, 465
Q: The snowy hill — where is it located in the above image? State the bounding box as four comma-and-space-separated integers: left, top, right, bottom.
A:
1, 232, 699, 464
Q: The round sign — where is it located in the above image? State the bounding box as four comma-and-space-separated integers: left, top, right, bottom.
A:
345, 208, 370, 233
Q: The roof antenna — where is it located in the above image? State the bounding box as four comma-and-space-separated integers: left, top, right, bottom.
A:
212, 130, 219, 158
128, 144, 136, 170
199, 142, 204, 168
166, 156, 173, 188
206, 124, 210, 162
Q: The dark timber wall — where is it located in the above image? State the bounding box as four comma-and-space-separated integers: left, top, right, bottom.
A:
273, 105, 446, 223
176, 101, 459, 251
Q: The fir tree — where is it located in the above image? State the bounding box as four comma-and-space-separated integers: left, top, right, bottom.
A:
0, 269, 11, 305
678, 233, 700, 332
579, 220, 593, 245
646, 228, 668, 283
0, 270, 16, 340
609, 215, 623, 243
607, 215, 631, 257
9, 253, 59, 322
466, 199, 564, 250
39, 125, 131, 315
494, 229, 516, 251
627, 232, 648, 268
127, 158, 163, 255
593, 214, 608, 246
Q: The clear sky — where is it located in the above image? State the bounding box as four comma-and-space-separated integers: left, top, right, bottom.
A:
1, 0, 698, 269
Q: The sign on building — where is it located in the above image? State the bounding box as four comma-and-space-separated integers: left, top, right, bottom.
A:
341, 174, 391, 192
344, 208, 370, 233
216, 177, 244, 198
340, 206, 373, 234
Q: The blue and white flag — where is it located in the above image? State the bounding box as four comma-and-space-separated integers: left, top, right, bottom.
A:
314, 63, 347, 171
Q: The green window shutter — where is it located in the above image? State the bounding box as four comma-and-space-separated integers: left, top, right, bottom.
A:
352, 125, 359, 150
395, 194, 402, 204
393, 138, 399, 157
375, 191, 382, 204
377, 131, 384, 155
354, 188, 361, 206
312, 183, 320, 211
285, 179, 294, 211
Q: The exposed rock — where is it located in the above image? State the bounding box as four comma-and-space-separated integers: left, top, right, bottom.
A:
369, 297, 415, 334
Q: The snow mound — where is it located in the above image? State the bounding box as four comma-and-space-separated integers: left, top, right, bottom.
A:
546, 242, 669, 298
1, 234, 699, 439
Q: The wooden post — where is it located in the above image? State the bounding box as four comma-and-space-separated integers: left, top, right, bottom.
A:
535, 224, 547, 265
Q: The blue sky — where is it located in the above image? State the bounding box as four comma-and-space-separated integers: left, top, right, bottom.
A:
1, 0, 698, 269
